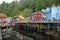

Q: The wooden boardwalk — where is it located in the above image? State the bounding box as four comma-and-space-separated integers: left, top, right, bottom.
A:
0, 20, 60, 40
15, 20, 60, 40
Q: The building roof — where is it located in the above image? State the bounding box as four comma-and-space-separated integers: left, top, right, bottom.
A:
31, 11, 45, 15
0, 13, 7, 18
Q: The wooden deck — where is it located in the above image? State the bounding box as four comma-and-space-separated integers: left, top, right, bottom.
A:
0, 20, 59, 40
15, 20, 60, 40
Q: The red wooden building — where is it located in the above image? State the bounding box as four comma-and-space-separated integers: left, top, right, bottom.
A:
29, 11, 46, 21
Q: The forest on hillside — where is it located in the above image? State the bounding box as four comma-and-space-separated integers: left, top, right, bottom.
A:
0, 0, 60, 17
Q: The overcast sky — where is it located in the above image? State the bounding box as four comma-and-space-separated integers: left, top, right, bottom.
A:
0, 0, 20, 4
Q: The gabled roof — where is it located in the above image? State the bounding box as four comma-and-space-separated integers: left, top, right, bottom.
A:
31, 11, 45, 15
